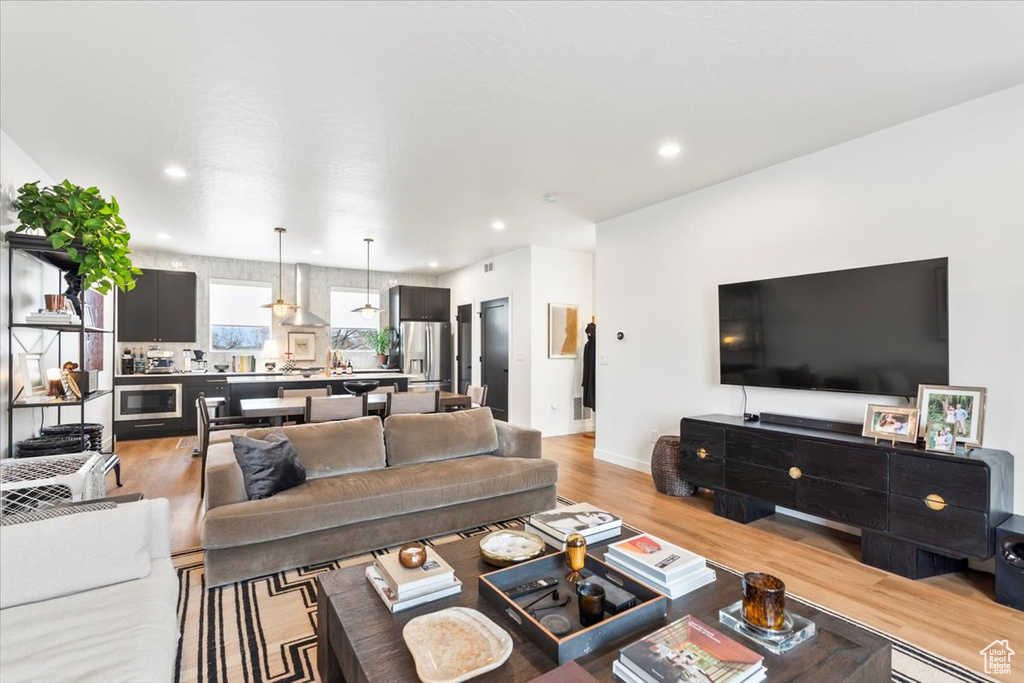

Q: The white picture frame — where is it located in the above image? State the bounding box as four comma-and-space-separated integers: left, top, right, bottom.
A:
18, 352, 48, 396
288, 332, 316, 362
915, 384, 987, 448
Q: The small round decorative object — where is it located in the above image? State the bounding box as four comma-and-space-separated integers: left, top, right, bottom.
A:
343, 379, 380, 396
539, 614, 572, 636
565, 533, 587, 583
398, 542, 427, 568
479, 530, 546, 567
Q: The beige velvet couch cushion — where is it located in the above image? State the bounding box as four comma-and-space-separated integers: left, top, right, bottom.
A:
244, 417, 384, 480
384, 408, 498, 467
203, 455, 557, 549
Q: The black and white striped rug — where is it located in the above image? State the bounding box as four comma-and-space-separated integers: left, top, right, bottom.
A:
173, 507, 995, 683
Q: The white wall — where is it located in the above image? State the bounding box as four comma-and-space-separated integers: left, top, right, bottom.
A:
594, 86, 1024, 513
530, 246, 595, 436
440, 247, 531, 425
1, 129, 115, 458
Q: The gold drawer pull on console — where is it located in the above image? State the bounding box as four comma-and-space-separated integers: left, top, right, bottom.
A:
924, 494, 946, 511
789, 467, 802, 480
697, 447, 708, 459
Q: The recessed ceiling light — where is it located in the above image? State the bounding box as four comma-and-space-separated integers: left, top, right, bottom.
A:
491, 221, 506, 230
156, 233, 172, 240
428, 261, 439, 268
164, 166, 187, 178
658, 143, 682, 158
311, 248, 323, 255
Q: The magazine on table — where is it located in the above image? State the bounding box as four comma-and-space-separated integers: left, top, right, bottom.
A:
604, 554, 717, 599
606, 533, 705, 583
529, 502, 622, 538
619, 615, 765, 683
365, 565, 462, 613
375, 548, 455, 598
525, 522, 621, 550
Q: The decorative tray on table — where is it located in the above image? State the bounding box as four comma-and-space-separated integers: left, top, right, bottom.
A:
478, 551, 667, 664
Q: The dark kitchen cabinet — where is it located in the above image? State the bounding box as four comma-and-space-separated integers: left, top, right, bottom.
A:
389, 286, 451, 324
118, 269, 197, 342
181, 378, 232, 433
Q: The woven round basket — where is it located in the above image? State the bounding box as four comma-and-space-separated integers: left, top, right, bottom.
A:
651, 435, 698, 497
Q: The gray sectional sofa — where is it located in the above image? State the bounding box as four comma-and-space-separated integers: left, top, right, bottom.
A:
202, 408, 558, 586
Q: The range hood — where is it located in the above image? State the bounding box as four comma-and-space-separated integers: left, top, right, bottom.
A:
280, 263, 329, 327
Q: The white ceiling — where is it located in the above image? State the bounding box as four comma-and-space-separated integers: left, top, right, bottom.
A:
1, 2, 1022, 274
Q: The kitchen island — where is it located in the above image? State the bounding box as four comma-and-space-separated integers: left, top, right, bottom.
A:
113, 371, 413, 439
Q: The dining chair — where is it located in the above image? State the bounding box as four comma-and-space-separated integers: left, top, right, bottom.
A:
195, 394, 250, 498
305, 395, 369, 423
385, 390, 441, 417
278, 386, 332, 398
466, 384, 488, 408
370, 385, 396, 394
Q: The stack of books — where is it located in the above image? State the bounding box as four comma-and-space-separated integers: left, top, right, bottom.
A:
604, 533, 715, 599
26, 310, 81, 326
525, 502, 622, 549
614, 615, 766, 683
364, 547, 462, 613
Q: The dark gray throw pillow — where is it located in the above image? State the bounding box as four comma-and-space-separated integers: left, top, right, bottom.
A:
231, 431, 307, 500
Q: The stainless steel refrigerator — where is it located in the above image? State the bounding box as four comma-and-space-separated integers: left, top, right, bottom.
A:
400, 321, 452, 391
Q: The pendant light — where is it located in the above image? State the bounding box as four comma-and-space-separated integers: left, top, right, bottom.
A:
352, 238, 380, 320
262, 227, 298, 317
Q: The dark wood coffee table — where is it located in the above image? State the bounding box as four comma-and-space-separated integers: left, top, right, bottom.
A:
317, 531, 890, 682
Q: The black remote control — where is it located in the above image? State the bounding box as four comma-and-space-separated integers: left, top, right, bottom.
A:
504, 576, 559, 599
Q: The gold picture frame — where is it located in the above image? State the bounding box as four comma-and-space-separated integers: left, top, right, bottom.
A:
923, 419, 956, 454
862, 404, 919, 444
915, 384, 986, 448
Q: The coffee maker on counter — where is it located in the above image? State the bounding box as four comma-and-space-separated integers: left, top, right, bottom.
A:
146, 348, 176, 374
182, 349, 208, 373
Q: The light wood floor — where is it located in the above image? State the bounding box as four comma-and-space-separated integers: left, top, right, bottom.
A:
112, 432, 1023, 679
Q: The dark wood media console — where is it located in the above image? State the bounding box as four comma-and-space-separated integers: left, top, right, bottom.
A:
680, 414, 1014, 580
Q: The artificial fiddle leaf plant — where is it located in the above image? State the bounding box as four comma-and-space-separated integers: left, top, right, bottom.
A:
13, 180, 142, 294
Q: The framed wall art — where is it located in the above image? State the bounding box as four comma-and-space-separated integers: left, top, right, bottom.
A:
288, 332, 316, 362
548, 304, 579, 359
916, 384, 986, 447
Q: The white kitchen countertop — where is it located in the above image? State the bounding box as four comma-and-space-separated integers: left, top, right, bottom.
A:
226, 372, 413, 384
114, 370, 410, 382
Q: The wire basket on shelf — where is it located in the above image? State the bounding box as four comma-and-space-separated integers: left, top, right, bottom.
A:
0, 452, 106, 515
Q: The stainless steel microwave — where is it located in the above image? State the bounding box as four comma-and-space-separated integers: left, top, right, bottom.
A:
114, 384, 182, 421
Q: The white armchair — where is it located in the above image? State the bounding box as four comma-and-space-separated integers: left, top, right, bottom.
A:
0, 499, 179, 682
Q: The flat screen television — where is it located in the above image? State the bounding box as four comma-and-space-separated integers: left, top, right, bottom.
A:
719, 258, 948, 396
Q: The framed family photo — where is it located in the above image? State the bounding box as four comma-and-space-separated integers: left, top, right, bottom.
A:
916, 384, 986, 448
862, 404, 919, 444
924, 419, 956, 454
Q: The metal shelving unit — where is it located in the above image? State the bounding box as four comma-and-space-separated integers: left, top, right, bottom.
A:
5, 233, 118, 468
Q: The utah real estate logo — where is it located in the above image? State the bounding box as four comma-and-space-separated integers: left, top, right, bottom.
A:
979, 640, 1015, 676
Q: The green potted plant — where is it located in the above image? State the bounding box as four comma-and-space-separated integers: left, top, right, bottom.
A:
11, 180, 141, 310
366, 327, 397, 366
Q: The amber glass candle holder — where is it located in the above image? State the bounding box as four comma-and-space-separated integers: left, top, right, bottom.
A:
742, 572, 786, 631
565, 533, 587, 583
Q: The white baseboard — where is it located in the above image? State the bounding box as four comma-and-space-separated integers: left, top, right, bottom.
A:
593, 448, 650, 473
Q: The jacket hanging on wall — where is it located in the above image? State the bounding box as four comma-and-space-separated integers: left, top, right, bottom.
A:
582, 322, 596, 411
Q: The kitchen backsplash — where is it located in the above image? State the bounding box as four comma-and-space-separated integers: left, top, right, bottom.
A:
119, 249, 438, 373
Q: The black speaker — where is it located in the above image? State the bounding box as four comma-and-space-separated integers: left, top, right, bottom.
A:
995, 515, 1024, 611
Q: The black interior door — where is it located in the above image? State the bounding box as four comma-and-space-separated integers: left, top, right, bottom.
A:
480, 298, 509, 421
457, 304, 472, 394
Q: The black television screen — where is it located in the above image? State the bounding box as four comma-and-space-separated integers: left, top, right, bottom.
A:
719, 258, 949, 396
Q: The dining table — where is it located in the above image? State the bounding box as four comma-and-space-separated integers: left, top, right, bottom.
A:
239, 390, 472, 425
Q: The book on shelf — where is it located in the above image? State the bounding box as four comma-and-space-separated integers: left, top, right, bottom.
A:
524, 522, 621, 550
619, 615, 765, 683
604, 554, 716, 599
528, 502, 621, 538
365, 564, 462, 613
606, 533, 705, 584
375, 547, 455, 599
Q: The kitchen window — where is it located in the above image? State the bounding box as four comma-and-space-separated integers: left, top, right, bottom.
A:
210, 279, 272, 350
330, 287, 379, 350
